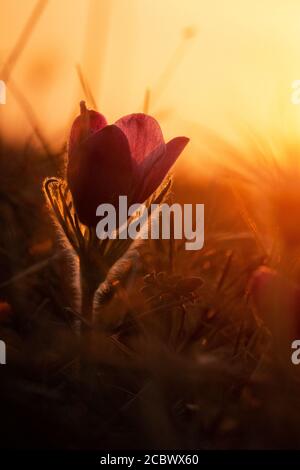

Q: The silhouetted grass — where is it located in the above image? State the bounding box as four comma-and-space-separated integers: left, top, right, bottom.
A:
1, 135, 300, 450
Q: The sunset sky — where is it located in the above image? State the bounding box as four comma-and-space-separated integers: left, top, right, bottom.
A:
1, 0, 300, 169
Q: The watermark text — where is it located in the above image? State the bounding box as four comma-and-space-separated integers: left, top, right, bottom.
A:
96, 196, 204, 251
0, 340, 6, 365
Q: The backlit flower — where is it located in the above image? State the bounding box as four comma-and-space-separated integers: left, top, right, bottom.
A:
67, 102, 189, 226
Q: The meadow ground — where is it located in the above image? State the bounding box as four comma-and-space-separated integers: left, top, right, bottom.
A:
1, 137, 300, 450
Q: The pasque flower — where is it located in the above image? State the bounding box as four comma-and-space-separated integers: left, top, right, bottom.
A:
67, 102, 189, 226
249, 266, 300, 341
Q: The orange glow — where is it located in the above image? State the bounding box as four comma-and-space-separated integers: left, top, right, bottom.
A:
2, 0, 300, 172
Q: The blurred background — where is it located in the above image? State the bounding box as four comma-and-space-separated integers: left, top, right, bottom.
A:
3, 1, 300, 451
2, 0, 300, 174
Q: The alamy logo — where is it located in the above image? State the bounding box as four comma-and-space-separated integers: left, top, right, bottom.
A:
0, 340, 6, 365
0, 80, 6, 105
95, 196, 204, 251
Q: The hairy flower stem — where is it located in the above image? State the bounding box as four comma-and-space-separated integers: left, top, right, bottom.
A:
79, 254, 106, 319
80, 266, 97, 322
79, 258, 106, 387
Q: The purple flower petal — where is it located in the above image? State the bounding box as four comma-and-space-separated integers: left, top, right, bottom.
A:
115, 113, 166, 172
136, 136, 189, 202
69, 104, 107, 154
68, 124, 134, 226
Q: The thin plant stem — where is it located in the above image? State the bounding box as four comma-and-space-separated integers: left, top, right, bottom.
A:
1, 0, 48, 82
